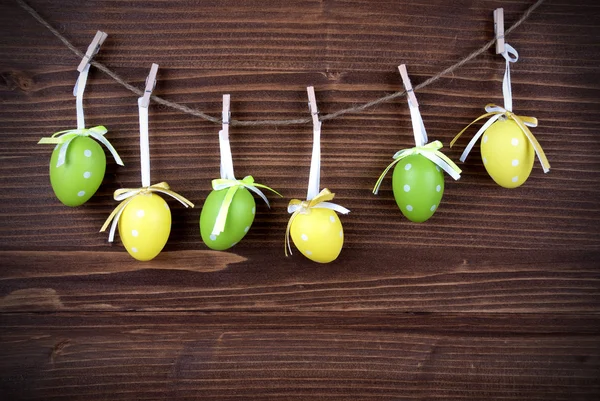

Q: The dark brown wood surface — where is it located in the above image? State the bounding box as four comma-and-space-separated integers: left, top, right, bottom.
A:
1, 0, 599, 399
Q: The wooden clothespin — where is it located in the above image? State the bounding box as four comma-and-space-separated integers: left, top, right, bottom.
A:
141, 63, 159, 108
494, 8, 505, 54
221, 94, 231, 139
77, 31, 108, 72
307, 86, 319, 127
398, 64, 418, 107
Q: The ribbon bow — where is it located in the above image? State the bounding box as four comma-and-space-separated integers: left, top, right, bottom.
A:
210, 175, 282, 236
450, 104, 550, 173
38, 125, 124, 168
285, 188, 350, 256
100, 182, 194, 242
373, 140, 462, 195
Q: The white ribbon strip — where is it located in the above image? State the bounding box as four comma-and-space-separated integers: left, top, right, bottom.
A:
57, 135, 77, 167
73, 64, 90, 130
137, 97, 151, 187
219, 128, 235, 180
501, 43, 519, 112
107, 197, 135, 242
91, 129, 125, 167
459, 104, 537, 163
307, 120, 322, 200
408, 100, 427, 147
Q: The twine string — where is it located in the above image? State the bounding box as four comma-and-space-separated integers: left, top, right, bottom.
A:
15, 0, 545, 127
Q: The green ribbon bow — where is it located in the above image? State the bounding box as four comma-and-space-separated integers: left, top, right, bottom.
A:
373, 140, 461, 194
38, 125, 123, 168
211, 175, 282, 236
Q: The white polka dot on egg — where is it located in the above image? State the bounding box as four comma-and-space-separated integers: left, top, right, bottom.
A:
137, 210, 145, 218
403, 184, 410, 192
251, 207, 256, 215
329, 215, 335, 223
483, 135, 488, 143
436, 185, 441, 192
83, 171, 91, 179
511, 138, 519, 146
209, 234, 217, 241
404, 163, 412, 171
244, 226, 249, 233
84, 149, 92, 157
132, 229, 138, 237
231, 242, 238, 247
483, 157, 488, 165
301, 234, 309, 241
430, 205, 437, 212
306, 250, 313, 255
339, 230, 343, 238
406, 205, 413, 212
512, 176, 519, 183
131, 247, 138, 253
77, 190, 85, 197
512, 159, 519, 166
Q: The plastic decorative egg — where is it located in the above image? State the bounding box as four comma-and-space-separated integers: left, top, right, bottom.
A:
118, 193, 171, 261
200, 187, 256, 250
49, 136, 106, 206
392, 154, 444, 223
290, 208, 343, 263
480, 119, 534, 188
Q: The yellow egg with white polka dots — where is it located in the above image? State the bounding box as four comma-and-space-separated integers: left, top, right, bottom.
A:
480, 118, 534, 188
290, 208, 344, 263
118, 193, 171, 261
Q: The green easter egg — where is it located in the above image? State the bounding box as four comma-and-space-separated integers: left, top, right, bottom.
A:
200, 187, 256, 250
392, 154, 444, 223
49, 136, 106, 207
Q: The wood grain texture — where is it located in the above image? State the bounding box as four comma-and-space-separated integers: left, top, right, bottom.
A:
1, 0, 600, 399
1, 312, 599, 400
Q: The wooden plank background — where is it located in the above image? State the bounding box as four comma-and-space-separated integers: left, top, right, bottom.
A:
1, 0, 599, 399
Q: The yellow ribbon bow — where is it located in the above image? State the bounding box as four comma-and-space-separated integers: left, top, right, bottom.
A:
285, 188, 350, 256
450, 104, 550, 173
38, 125, 123, 168
210, 175, 282, 236
100, 182, 194, 242
372, 140, 462, 194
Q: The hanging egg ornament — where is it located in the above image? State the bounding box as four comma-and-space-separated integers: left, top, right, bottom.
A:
200, 187, 256, 250
451, 24, 550, 186
201, 94, 281, 251
290, 208, 343, 263
118, 193, 171, 261
39, 32, 122, 207
480, 118, 534, 188
285, 87, 350, 263
392, 154, 444, 222
372, 65, 461, 222
100, 64, 194, 261
49, 136, 106, 206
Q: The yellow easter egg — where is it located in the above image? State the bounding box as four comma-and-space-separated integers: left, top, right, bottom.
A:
290, 208, 343, 263
480, 118, 534, 188
118, 193, 171, 261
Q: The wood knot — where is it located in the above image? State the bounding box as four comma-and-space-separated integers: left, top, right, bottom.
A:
320, 71, 345, 81
0, 71, 34, 92
50, 339, 71, 363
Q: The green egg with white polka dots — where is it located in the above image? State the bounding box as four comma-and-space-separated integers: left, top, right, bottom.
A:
200, 187, 256, 250
392, 154, 444, 223
49, 136, 106, 207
